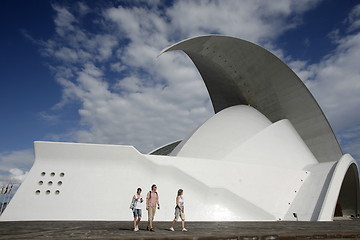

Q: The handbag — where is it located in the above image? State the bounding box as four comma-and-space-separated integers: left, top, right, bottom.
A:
129, 199, 136, 210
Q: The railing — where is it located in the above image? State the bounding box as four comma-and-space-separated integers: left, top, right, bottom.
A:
0, 183, 18, 215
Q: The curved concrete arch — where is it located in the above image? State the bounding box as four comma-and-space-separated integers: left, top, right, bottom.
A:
318, 154, 360, 220
160, 35, 342, 163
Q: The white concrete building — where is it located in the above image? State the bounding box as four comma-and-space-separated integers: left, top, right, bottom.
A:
1, 35, 359, 221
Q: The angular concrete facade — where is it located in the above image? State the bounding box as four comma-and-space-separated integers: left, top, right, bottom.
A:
1, 35, 359, 221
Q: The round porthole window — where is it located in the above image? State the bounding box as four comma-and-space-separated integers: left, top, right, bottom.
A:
48, 181, 53, 186
38, 181, 43, 185
55, 190, 60, 195
60, 172, 65, 177
46, 190, 50, 195
50, 172, 55, 177
35, 190, 40, 195
41, 172, 46, 176
58, 181, 62, 186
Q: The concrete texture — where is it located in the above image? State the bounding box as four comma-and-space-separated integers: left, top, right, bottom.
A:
1, 220, 360, 239
161, 35, 342, 163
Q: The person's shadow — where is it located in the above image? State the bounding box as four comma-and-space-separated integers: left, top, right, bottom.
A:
118, 227, 132, 231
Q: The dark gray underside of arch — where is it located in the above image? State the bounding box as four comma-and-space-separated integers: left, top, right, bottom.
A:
161, 35, 342, 163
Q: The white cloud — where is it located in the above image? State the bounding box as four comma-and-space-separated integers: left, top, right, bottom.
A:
302, 28, 360, 134
54, 47, 80, 62
347, 4, 360, 32
0, 149, 33, 185
8, 168, 28, 183
287, 4, 360, 160
166, 0, 321, 42
338, 125, 360, 159
53, 4, 78, 37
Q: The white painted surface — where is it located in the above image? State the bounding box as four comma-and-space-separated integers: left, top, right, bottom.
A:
223, 119, 318, 169
2, 105, 356, 221
172, 105, 272, 159
318, 154, 358, 221
283, 161, 337, 221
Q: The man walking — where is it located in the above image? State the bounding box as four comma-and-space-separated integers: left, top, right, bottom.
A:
146, 184, 160, 231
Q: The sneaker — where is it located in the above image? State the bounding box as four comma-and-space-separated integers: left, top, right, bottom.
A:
169, 227, 175, 231
134, 227, 139, 232
182, 228, 188, 232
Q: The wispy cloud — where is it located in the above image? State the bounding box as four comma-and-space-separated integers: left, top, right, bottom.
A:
346, 4, 360, 33
290, 4, 360, 159
166, 0, 321, 42
0, 149, 32, 186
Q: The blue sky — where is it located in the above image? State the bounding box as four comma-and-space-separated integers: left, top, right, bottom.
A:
1, 0, 360, 189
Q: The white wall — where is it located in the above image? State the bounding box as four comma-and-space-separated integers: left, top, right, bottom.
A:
1, 106, 357, 221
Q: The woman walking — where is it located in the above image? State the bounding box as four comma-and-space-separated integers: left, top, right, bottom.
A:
169, 189, 187, 232
132, 188, 143, 231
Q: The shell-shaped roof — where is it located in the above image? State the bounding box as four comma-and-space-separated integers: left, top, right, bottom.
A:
160, 35, 342, 163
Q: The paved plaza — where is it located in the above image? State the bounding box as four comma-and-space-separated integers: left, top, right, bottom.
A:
1, 220, 360, 239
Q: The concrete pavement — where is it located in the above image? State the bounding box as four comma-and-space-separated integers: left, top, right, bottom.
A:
1, 220, 360, 239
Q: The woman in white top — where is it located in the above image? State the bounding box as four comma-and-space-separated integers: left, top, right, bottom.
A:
132, 188, 143, 231
169, 189, 187, 232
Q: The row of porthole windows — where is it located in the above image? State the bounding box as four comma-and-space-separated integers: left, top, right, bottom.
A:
38, 181, 62, 186
41, 172, 65, 177
35, 190, 60, 195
